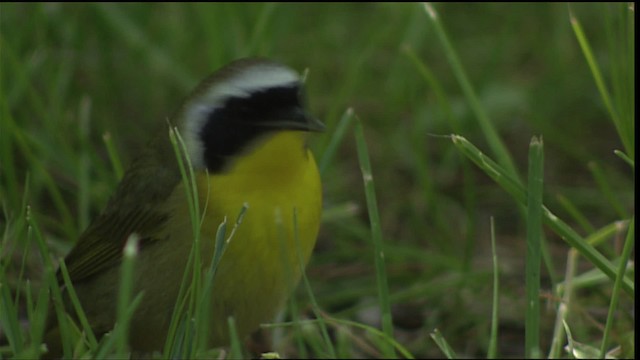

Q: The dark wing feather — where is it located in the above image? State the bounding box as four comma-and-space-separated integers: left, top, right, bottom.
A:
59, 132, 181, 284
60, 207, 169, 284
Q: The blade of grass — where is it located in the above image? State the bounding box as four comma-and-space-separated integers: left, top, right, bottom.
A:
600, 216, 634, 357
77, 96, 92, 232
401, 45, 457, 130
548, 248, 577, 359
264, 312, 414, 358
422, 3, 520, 183
0, 181, 31, 355
562, 319, 608, 358
57, 260, 98, 352
587, 161, 628, 219
419, 4, 539, 279
318, 108, 354, 175
24, 205, 81, 358
196, 218, 227, 354
226, 317, 244, 359
163, 126, 202, 356
451, 135, 634, 296
281, 278, 307, 359
293, 210, 337, 358
0, 84, 19, 211
487, 216, 499, 359
102, 132, 124, 180
115, 234, 140, 356
525, 137, 543, 359
263, 315, 414, 358
585, 220, 629, 247
431, 328, 457, 359
0, 276, 23, 354
556, 194, 595, 234
404, 45, 479, 273
28, 280, 51, 358
93, 293, 144, 359
353, 117, 395, 358
197, 205, 246, 354
18, 283, 34, 358
9, 174, 31, 282
324, 316, 414, 359
613, 149, 634, 168
552, 220, 631, 296
607, 4, 635, 159
569, 5, 632, 157
334, 327, 352, 358
170, 126, 206, 357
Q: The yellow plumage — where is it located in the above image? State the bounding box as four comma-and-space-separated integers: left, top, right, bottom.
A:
129, 131, 322, 350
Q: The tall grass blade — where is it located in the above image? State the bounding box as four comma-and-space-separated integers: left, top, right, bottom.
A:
319, 108, 354, 175
588, 161, 628, 219
196, 218, 227, 353
322, 316, 415, 359
353, 117, 395, 358
102, 132, 125, 180
227, 317, 244, 359
422, 3, 520, 183
569, 5, 634, 157
293, 210, 337, 358
114, 234, 140, 356
26, 207, 80, 358
548, 249, 578, 359
613, 150, 634, 168
487, 217, 499, 359
57, 260, 98, 352
0, 276, 23, 354
164, 126, 203, 356
525, 137, 543, 358
431, 328, 457, 359
600, 217, 635, 357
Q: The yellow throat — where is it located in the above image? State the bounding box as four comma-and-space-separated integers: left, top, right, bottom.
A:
204, 130, 322, 344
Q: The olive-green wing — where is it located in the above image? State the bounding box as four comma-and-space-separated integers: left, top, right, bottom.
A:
59, 206, 169, 284
58, 137, 181, 285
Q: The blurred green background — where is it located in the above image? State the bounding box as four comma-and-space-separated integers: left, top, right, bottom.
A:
1, 3, 634, 358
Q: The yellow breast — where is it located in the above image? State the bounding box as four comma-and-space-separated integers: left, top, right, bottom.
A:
198, 130, 322, 345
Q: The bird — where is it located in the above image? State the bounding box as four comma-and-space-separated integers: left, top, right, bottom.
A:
43, 58, 324, 357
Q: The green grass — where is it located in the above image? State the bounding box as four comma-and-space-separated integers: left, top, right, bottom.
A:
525, 137, 544, 358
1, 3, 635, 359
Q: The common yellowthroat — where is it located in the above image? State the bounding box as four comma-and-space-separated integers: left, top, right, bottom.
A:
44, 58, 323, 356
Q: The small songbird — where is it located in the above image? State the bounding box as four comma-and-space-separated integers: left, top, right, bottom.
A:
44, 58, 324, 356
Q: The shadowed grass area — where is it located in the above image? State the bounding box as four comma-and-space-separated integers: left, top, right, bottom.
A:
1, 3, 634, 358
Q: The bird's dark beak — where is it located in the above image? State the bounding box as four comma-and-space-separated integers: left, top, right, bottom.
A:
301, 113, 326, 132
262, 106, 325, 132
